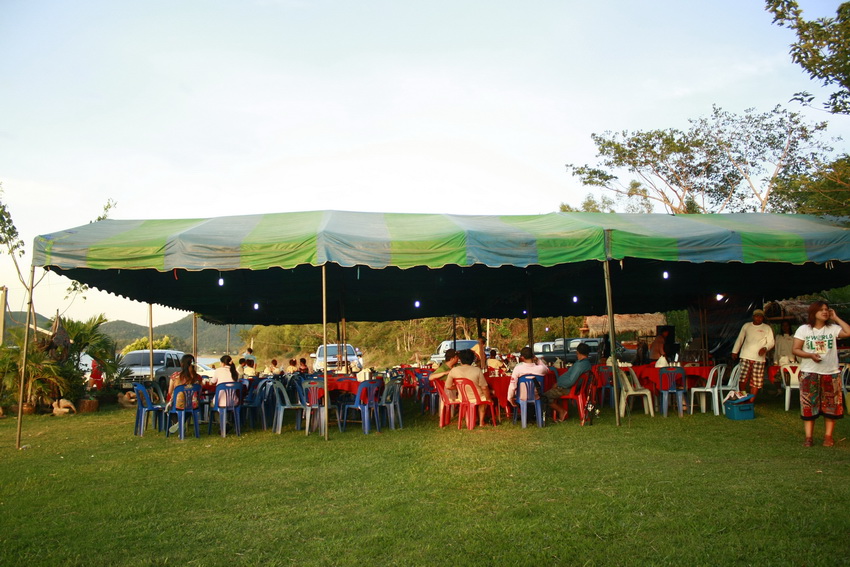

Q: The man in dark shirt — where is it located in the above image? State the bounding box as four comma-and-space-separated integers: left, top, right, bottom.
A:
543, 342, 592, 421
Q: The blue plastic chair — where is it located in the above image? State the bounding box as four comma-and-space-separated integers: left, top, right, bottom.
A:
165, 384, 202, 440
512, 375, 544, 428
378, 378, 404, 430
132, 382, 165, 436
241, 378, 273, 431
595, 366, 615, 408
658, 367, 686, 417
417, 374, 438, 415
208, 382, 243, 437
337, 379, 382, 434
271, 380, 303, 433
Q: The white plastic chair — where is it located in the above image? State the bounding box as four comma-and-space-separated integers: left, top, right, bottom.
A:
617, 367, 654, 418
841, 365, 850, 395
689, 364, 725, 416
781, 364, 801, 411
719, 364, 741, 415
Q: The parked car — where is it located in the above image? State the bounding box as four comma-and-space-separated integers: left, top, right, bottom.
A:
429, 339, 479, 365
119, 349, 185, 391
533, 341, 559, 364
195, 362, 215, 380
311, 344, 364, 372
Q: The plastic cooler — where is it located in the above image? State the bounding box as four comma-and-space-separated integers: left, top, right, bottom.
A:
724, 394, 755, 420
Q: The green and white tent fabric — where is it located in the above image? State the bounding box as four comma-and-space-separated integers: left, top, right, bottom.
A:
33, 211, 850, 325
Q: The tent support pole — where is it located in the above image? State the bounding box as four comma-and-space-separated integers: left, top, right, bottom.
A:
15, 265, 36, 450
452, 315, 457, 348
192, 313, 198, 363
148, 304, 154, 388
602, 258, 621, 427
322, 265, 329, 441
526, 295, 533, 349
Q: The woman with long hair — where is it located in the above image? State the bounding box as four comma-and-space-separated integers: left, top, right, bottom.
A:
792, 301, 850, 447
166, 354, 200, 432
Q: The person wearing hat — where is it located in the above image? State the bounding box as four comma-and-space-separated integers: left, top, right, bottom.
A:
731, 309, 775, 400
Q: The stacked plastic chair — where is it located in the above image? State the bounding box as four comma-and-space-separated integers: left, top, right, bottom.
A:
658, 367, 686, 417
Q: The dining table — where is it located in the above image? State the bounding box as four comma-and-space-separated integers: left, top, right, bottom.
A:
632, 364, 713, 397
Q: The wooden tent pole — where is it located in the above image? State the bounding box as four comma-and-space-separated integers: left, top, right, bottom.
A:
15, 266, 36, 450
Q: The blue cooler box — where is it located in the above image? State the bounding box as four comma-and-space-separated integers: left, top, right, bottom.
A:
724, 394, 755, 420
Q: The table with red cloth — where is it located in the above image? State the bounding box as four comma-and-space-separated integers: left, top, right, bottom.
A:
632, 365, 713, 397
487, 371, 557, 418
767, 365, 797, 385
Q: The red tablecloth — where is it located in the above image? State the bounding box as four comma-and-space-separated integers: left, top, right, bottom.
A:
633, 365, 713, 396
767, 365, 797, 384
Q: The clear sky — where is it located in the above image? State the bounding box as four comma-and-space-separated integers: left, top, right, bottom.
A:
0, 0, 846, 326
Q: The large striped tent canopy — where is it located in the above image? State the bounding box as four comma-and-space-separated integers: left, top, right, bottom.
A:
33, 211, 850, 325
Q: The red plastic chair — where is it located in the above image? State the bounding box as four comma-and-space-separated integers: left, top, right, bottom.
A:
556, 371, 593, 423
433, 378, 461, 428
453, 377, 497, 430
401, 368, 418, 398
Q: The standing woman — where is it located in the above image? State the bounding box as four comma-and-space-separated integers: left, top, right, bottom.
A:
792, 301, 850, 447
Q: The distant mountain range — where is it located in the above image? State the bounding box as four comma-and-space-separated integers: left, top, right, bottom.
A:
101, 316, 253, 354
4, 311, 252, 354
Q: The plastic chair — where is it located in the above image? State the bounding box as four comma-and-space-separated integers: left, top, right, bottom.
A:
617, 368, 654, 418
401, 368, 418, 398
132, 382, 165, 436
595, 366, 615, 408
165, 384, 202, 439
378, 378, 404, 430
241, 378, 273, 431
512, 375, 544, 428
297, 379, 327, 436
556, 371, 593, 423
337, 379, 382, 434
433, 378, 461, 428
689, 364, 725, 416
842, 365, 850, 395
417, 375, 439, 415
208, 382, 243, 437
454, 377, 497, 430
658, 367, 686, 417
781, 364, 801, 411
719, 365, 742, 414
144, 380, 167, 405
270, 380, 303, 433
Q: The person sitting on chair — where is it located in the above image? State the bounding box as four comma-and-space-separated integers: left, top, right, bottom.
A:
507, 346, 548, 406
544, 342, 592, 421
486, 349, 507, 373
445, 349, 493, 427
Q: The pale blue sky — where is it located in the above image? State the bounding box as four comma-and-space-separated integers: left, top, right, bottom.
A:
0, 0, 845, 325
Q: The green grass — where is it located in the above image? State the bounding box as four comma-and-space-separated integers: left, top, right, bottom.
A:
2, 394, 849, 567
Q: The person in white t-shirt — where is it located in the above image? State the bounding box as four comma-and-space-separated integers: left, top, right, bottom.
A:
792, 301, 850, 448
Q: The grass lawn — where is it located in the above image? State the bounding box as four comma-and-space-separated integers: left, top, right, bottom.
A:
2, 392, 849, 567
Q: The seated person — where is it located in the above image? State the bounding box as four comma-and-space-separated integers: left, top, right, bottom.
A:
242, 358, 258, 378
543, 342, 592, 421
430, 349, 459, 382
264, 359, 281, 376
284, 358, 299, 374
445, 349, 493, 427
486, 349, 507, 373
298, 358, 310, 374
507, 346, 549, 404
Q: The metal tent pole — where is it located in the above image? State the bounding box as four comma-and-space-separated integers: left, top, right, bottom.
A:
322, 265, 329, 441
602, 236, 621, 427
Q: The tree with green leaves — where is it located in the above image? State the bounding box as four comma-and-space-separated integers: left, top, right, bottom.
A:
767, 1, 850, 115
771, 154, 850, 217
566, 105, 832, 214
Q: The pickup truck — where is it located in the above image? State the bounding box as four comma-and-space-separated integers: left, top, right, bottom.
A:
550, 338, 636, 365
429, 339, 479, 365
